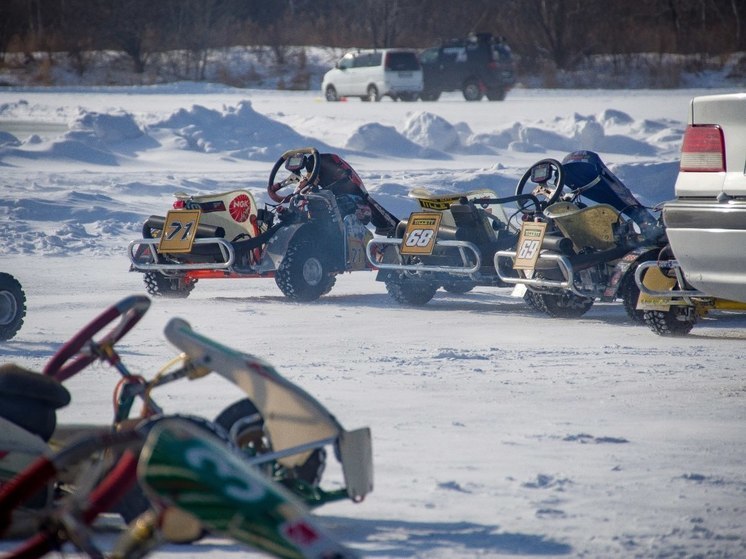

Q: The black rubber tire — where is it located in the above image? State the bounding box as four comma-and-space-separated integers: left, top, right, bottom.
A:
386, 278, 438, 306
0, 273, 26, 341
143, 272, 196, 299
462, 80, 482, 101
398, 92, 417, 102
523, 290, 543, 311
215, 399, 326, 487
442, 281, 476, 294
534, 291, 594, 318
419, 90, 441, 101
486, 88, 506, 101
367, 84, 380, 102
325, 85, 339, 101
619, 269, 647, 324
643, 309, 696, 336
275, 239, 336, 302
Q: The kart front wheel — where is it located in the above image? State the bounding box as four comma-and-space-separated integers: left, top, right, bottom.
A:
534, 291, 594, 318
386, 277, 438, 306
0, 272, 26, 341
143, 272, 196, 299
275, 240, 336, 302
442, 281, 476, 294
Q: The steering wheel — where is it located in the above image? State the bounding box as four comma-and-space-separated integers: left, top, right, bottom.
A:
267, 147, 321, 203
43, 295, 151, 382
515, 159, 565, 213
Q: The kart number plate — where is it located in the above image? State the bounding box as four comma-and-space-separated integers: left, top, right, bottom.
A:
158, 209, 202, 253
401, 212, 441, 255
513, 221, 547, 270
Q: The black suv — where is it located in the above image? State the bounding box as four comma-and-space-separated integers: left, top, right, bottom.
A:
419, 33, 515, 101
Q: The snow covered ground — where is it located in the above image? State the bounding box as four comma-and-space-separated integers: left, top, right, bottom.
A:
1, 84, 745, 558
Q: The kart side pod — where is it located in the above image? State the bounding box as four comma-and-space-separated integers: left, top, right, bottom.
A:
163, 318, 374, 502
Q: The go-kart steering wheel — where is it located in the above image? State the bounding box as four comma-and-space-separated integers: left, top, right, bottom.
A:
43, 295, 151, 382
515, 159, 565, 212
267, 147, 321, 203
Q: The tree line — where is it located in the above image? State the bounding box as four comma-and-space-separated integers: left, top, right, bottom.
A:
1, 0, 743, 79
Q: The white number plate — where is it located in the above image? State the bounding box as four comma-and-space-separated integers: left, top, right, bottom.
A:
513, 221, 547, 270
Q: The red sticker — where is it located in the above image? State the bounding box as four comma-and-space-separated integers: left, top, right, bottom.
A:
229, 194, 251, 222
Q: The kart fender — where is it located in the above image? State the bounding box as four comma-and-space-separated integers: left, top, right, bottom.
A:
255, 223, 305, 272
604, 246, 660, 299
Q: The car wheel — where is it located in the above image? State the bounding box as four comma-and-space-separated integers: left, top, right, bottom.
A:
486, 88, 506, 101
462, 80, 483, 101
419, 89, 441, 101
367, 84, 380, 102
325, 85, 339, 102
398, 92, 417, 102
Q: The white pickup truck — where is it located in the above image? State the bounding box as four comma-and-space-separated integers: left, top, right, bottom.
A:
662, 92, 746, 302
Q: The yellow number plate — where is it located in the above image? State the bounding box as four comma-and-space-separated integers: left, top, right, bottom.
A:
401, 213, 441, 255
513, 221, 547, 270
158, 209, 202, 253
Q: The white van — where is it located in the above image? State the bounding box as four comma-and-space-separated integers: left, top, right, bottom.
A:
322, 49, 423, 102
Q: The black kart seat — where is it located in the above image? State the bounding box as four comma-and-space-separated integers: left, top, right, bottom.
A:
0, 364, 71, 441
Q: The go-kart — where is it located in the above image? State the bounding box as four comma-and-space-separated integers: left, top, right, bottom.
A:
496, 151, 667, 319
0, 295, 371, 558
129, 147, 399, 302
0, 272, 25, 340
634, 248, 746, 336
366, 187, 536, 305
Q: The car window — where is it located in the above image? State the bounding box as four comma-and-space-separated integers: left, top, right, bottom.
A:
385, 52, 420, 71
338, 53, 354, 69
419, 48, 438, 64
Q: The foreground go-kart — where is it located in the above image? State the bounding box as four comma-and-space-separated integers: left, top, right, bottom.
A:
634, 248, 746, 336
0, 272, 25, 340
0, 295, 371, 558
366, 186, 536, 305
129, 147, 399, 302
496, 151, 667, 319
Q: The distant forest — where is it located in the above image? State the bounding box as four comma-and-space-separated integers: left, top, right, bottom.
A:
1, 0, 744, 80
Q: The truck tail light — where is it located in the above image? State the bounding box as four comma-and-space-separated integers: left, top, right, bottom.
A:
680, 124, 725, 172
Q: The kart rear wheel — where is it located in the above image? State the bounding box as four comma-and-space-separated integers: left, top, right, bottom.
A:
143, 272, 196, 299
534, 291, 594, 318
215, 399, 327, 487
0, 272, 26, 341
523, 289, 543, 311
619, 266, 647, 324
386, 278, 438, 306
275, 239, 336, 302
643, 308, 696, 337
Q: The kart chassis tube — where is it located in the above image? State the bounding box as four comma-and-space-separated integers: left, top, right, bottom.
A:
367, 238, 482, 275
495, 249, 604, 299
128, 237, 235, 271
634, 259, 706, 302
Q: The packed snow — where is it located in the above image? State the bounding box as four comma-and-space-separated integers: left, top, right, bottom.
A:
1, 84, 745, 558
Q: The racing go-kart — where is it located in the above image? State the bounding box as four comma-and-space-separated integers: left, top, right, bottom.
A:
0, 295, 372, 558
366, 186, 535, 305
496, 151, 667, 319
129, 147, 399, 302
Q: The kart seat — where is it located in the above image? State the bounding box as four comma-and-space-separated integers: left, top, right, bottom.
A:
544, 201, 620, 251
0, 364, 71, 441
450, 203, 500, 247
